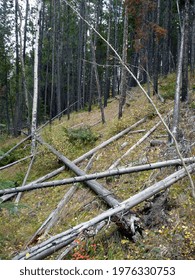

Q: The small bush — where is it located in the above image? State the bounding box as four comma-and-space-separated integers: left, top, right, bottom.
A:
0, 201, 27, 215
0, 180, 16, 190
65, 126, 98, 145
160, 81, 176, 100
190, 102, 195, 110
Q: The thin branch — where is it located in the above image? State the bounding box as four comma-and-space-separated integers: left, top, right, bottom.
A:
63, 0, 195, 198
1, 156, 195, 195
13, 162, 195, 260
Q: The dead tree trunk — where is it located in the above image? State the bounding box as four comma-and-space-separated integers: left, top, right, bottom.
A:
26, 155, 96, 246
172, 25, 185, 141
2, 156, 195, 195
0, 117, 146, 202
31, 0, 42, 153
109, 119, 163, 169
35, 137, 138, 238
13, 162, 195, 260
90, 34, 106, 124
118, 4, 129, 119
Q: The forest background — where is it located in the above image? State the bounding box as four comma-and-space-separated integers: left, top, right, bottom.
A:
0, 0, 195, 260
0, 0, 194, 135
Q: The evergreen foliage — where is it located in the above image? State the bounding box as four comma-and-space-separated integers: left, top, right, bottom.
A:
0, 0, 194, 133
65, 126, 98, 145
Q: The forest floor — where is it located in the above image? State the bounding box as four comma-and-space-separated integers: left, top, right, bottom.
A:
1, 73, 195, 260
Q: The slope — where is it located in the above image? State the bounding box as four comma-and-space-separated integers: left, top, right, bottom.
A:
0, 74, 195, 260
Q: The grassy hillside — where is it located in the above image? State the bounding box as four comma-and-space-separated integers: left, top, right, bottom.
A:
1, 74, 195, 260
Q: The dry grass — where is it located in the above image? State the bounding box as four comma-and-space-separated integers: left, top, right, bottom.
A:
1, 77, 195, 260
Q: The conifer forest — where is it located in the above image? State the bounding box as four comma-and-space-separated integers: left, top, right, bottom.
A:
0, 0, 195, 260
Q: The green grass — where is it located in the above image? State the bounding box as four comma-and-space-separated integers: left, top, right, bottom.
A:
0, 74, 195, 260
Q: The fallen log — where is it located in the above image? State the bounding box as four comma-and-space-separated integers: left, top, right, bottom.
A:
26, 154, 97, 246
127, 129, 146, 135
1, 117, 146, 201
0, 166, 65, 203
1, 156, 195, 195
109, 120, 162, 169
13, 162, 195, 260
74, 116, 147, 164
34, 137, 141, 239
14, 154, 35, 208
25, 184, 78, 246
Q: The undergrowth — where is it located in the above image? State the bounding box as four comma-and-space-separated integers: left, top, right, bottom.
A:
64, 126, 98, 145
0, 74, 195, 260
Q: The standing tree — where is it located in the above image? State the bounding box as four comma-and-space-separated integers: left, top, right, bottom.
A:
153, 0, 161, 95
13, 0, 21, 136
0, 0, 12, 133
181, 0, 190, 102
172, 24, 185, 141
118, 2, 129, 119
18, 2, 31, 134
90, 33, 106, 124
31, 0, 42, 153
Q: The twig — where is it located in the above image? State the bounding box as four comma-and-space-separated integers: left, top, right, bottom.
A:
13, 162, 195, 260
2, 156, 195, 195
63, 0, 195, 198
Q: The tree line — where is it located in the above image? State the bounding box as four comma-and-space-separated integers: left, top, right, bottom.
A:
0, 0, 194, 136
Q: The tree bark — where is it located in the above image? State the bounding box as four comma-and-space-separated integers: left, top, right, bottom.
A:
13, 0, 21, 136
18, 3, 30, 133
118, 4, 128, 119
49, 0, 56, 119
31, 0, 42, 153
181, 0, 190, 102
109, 119, 163, 169
2, 156, 195, 195
13, 162, 195, 260
172, 25, 185, 141
153, 0, 161, 95
90, 37, 106, 124
190, 0, 195, 74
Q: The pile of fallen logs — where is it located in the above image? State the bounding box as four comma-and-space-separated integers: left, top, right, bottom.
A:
1, 113, 195, 260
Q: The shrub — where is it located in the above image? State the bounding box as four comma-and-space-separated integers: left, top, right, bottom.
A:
65, 126, 98, 145
160, 80, 176, 100
0, 180, 16, 190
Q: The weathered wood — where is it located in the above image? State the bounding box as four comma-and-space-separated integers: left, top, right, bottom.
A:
14, 154, 35, 207
25, 184, 78, 247
36, 137, 120, 207
0, 117, 146, 201
150, 140, 166, 147
109, 120, 162, 169
128, 129, 146, 135
13, 162, 195, 260
74, 116, 147, 164
26, 154, 97, 246
36, 137, 138, 238
2, 156, 195, 195
0, 166, 65, 203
